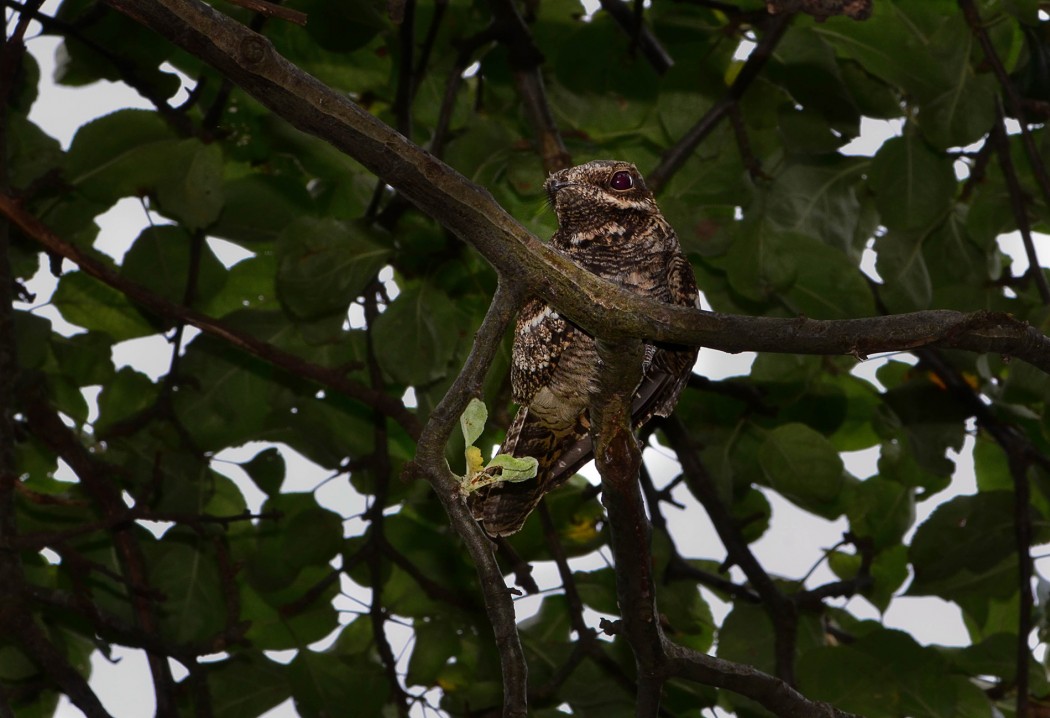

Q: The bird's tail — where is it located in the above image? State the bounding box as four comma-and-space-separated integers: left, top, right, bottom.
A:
469, 407, 592, 537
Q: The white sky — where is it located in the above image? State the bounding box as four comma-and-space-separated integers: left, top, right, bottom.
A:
18, 2, 1050, 717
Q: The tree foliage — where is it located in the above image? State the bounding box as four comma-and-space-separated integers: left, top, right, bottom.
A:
3, 0, 1050, 717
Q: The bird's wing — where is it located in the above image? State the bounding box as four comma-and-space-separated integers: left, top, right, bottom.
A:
508, 297, 575, 406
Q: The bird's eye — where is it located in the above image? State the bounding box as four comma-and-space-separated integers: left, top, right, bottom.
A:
609, 170, 634, 191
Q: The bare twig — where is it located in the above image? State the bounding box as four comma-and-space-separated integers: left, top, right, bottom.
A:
0, 193, 423, 440
988, 104, 1050, 304
661, 416, 799, 684
0, 8, 115, 716
488, 0, 571, 171
638, 464, 762, 603
597, 0, 674, 75
648, 12, 792, 192
916, 348, 1042, 718
960, 0, 1050, 212
21, 391, 179, 715
766, 0, 871, 20
363, 286, 411, 718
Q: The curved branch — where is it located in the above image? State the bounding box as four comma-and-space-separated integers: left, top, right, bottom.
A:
0, 193, 423, 441
989, 104, 1050, 304
664, 641, 859, 718
408, 282, 529, 718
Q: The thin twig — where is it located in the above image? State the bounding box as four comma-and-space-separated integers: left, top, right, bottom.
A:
597, 0, 673, 75
988, 104, 1050, 305
960, 0, 1050, 212
661, 416, 799, 683
364, 285, 411, 718
915, 348, 1041, 718
488, 0, 571, 172
648, 12, 792, 192
0, 193, 423, 440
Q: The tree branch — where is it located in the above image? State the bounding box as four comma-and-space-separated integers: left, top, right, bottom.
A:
664, 641, 858, 718
591, 338, 668, 714
648, 12, 792, 192
488, 0, 571, 171
408, 282, 530, 718
21, 389, 179, 715
97, 1, 1050, 380
960, 0, 1050, 212
661, 416, 798, 683
222, 0, 306, 25
597, 0, 673, 76
0, 193, 423, 440
988, 104, 1050, 304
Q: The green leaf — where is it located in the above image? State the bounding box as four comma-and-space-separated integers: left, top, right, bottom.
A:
120, 225, 227, 306
812, 1, 953, 99
146, 529, 225, 644
212, 173, 315, 244
758, 423, 845, 518
371, 281, 465, 385
52, 271, 155, 340
241, 447, 286, 496
868, 135, 955, 231
764, 156, 866, 257
290, 645, 389, 718
459, 397, 487, 448
275, 217, 391, 319
94, 367, 159, 435
920, 73, 997, 149
484, 454, 539, 482
9, 115, 62, 189
154, 140, 226, 230
726, 224, 875, 319
798, 644, 895, 718
406, 619, 459, 686
50, 331, 116, 387
716, 602, 775, 674
206, 654, 291, 718
656, 579, 715, 653
875, 229, 933, 311
573, 567, 620, 616
909, 492, 1048, 602
172, 331, 279, 451
64, 109, 175, 200
845, 477, 914, 550
240, 573, 340, 650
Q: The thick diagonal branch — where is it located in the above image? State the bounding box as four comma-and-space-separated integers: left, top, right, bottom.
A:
98, 0, 1050, 379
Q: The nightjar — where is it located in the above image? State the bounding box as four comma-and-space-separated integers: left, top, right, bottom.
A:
470, 160, 699, 537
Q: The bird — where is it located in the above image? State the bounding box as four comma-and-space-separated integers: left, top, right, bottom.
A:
469, 160, 700, 537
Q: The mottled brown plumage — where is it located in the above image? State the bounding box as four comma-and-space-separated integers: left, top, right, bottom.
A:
470, 160, 699, 536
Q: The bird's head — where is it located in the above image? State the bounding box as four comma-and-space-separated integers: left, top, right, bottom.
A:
544, 160, 659, 228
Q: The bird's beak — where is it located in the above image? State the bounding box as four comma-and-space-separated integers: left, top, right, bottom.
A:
545, 178, 570, 206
